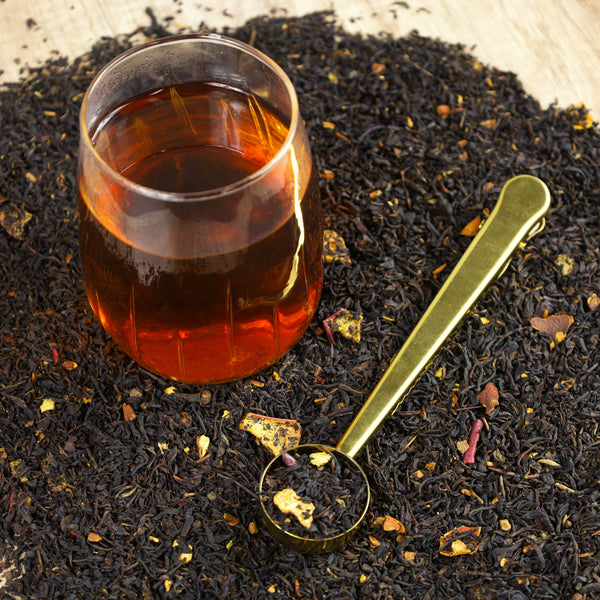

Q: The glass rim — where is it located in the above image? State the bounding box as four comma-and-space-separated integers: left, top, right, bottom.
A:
79, 32, 301, 202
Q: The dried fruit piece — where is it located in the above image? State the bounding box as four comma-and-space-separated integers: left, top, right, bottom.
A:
461, 488, 484, 504
0, 202, 33, 240
567, 103, 594, 129
178, 547, 193, 563
463, 419, 484, 464
273, 488, 315, 529
439, 525, 481, 556
588, 293, 599, 312
40, 398, 55, 413
239, 413, 301, 455
460, 215, 481, 237
480, 119, 497, 129
309, 451, 332, 468
382, 515, 406, 534
323, 230, 351, 264
87, 532, 103, 543
323, 308, 363, 344
477, 382, 499, 414
555, 253, 575, 276
223, 513, 240, 526
456, 440, 470, 455
122, 402, 136, 422
499, 519, 512, 532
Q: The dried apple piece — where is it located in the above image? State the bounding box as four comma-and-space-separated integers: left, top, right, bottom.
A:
477, 382, 499, 414
273, 488, 315, 529
239, 413, 301, 455
323, 308, 363, 344
309, 451, 332, 468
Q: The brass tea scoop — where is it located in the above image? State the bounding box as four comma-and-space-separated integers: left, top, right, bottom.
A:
259, 175, 550, 553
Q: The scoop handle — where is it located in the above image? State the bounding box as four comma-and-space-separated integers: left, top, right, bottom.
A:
336, 175, 550, 459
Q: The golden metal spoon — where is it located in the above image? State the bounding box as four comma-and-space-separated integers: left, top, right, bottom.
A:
259, 175, 550, 553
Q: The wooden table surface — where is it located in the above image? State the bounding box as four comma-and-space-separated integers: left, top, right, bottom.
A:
0, 0, 599, 119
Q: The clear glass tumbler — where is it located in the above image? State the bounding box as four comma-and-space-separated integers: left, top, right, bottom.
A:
77, 34, 323, 384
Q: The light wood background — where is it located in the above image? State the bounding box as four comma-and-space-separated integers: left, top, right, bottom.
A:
0, 0, 599, 119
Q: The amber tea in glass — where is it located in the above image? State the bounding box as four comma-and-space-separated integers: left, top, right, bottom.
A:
78, 35, 323, 384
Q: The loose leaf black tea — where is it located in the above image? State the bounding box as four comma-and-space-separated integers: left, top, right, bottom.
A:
262, 447, 368, 538
1, 9, 599, 600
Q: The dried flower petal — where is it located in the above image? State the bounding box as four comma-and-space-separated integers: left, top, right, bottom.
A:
530, 313, 574, 345
196, 434, 210, 458
281, 452, 298, 467
477, 382, 499, 414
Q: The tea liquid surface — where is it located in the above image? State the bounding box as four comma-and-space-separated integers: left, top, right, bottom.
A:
79, 82, 322, 383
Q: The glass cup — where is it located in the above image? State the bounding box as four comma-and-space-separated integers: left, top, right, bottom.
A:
77, 34, 323, 384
